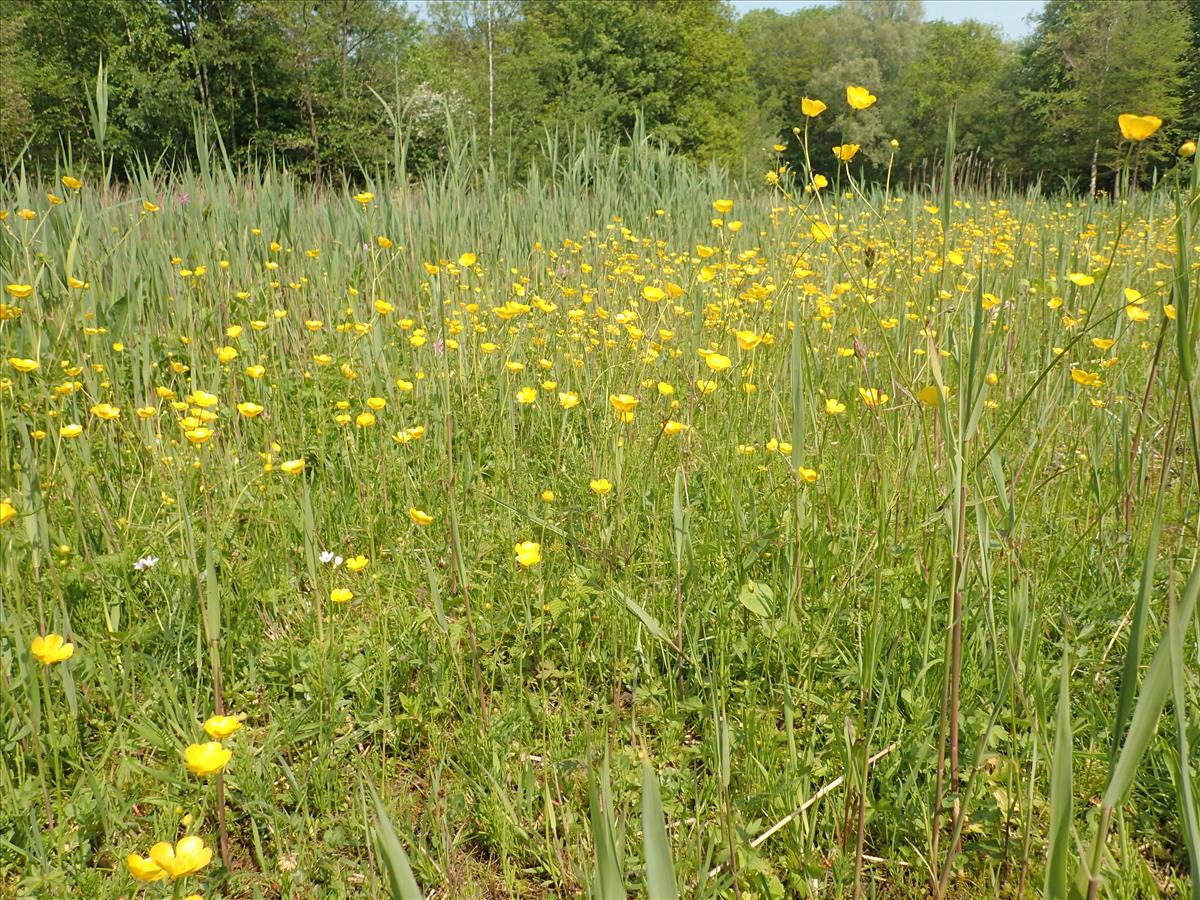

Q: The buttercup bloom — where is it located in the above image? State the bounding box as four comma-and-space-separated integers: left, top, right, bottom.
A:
148, 835, 212, 879
846, 85, 877, 110
514, 541, 542, 568
1117, 114, 1162, 142
32, 633, 74, 665
801, 97, 827, 117
859, 388, 889, 408
8, 357, 38, 373
127, 852, 167, 882
203, 715, 243, 739
184, 741, 231, 776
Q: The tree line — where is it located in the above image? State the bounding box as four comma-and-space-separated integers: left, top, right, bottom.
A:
1, 0, 1197, 190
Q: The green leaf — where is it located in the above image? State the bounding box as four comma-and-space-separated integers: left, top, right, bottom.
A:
589, 754, 627, 900
641, 760, 678, 900
1045, 642, 1073, 900
1109, 515, 1161, 765
420, 552, 448, 633
737, 579, 773, 619
617, 590, 679, 652
1103, 561, 1200, 808
1168, 570, 1200, 890
367, 783, 424, 900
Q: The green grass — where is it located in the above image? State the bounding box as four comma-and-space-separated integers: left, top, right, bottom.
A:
1, 124, 1198, 899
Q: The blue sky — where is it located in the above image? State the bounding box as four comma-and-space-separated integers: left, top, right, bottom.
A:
729, 0, 1045, 39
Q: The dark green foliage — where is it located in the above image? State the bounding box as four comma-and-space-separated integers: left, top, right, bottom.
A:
1, 0, 1196, 188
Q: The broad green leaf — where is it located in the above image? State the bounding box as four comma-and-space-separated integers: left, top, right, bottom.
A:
737, 579, 773, 619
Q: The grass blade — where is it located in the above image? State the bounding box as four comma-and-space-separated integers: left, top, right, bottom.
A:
1103, 560, 1200, 809
641, 759, 678, 900
1045, 641, 1073, 900
1109, 514, 1161, 765
366, 783, 424, 900
589, 753, 626, 900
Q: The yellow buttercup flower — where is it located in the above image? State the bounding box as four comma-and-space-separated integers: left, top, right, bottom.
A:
735, 331, 762, 350
1067, 273, 1095, 287
797, 466, 820, 484
713, 199, 733, 215
662, 420, 689, 436
833, 144, 860, 162
0, 499, 15, 526
184, 741, 231, 776
705, 353, 731, 372
801, 97, 826, 117
61, 175, 82, 190
8, 357, 39, 373
1181, 140, 1197, 158
354, 191, 374, 205
355, 411, 376, 427
330, 587, 354, 603
5, 284, 33, 299
408, 507, 434, 526
458, 252, 477, 267
127, 852, 167, 882
91, 403, 121, 420
1117, 113, 1162, 142
610, 393, 639, 414
142, 199, 160, 213
345, 554, 369, 572
184, 427, 213, 445
31, 633, 74, 665
514, 541, 542, 568
825, 398, 846, 415
558, 391, 580, 409
914, 385, 946, 406
280, 459, 306, 475
590, 478, 613, 495
858, 388, 889, 409
237, 402, 264, 418
846, 85, 877, 110
60, 423, 83, 438
203, 714, 244, 739
148, 835, 212, 879
516, 386, 537, 405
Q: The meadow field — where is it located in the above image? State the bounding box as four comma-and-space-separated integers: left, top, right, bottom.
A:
2, 118, 1199, 899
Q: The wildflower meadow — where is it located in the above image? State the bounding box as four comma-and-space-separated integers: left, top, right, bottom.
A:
2, 85, 1199, 898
